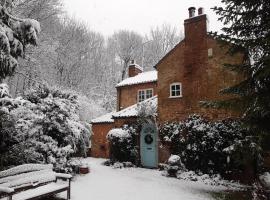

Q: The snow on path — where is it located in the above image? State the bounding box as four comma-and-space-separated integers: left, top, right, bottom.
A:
61, 158, 225, 200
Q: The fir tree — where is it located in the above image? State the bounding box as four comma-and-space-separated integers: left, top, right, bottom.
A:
0, 0, 40, 82
206, 1, 270, 137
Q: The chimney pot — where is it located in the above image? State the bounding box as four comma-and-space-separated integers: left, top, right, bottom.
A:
188, 7, 196, 18
198, 7, 204, 15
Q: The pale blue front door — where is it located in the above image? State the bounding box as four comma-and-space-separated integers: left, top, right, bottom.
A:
140, 124, 158, 168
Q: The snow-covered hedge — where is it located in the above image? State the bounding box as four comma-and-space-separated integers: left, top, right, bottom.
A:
160, 115, 262, 175
107, 126, 138, 164
0, 84, 90, 172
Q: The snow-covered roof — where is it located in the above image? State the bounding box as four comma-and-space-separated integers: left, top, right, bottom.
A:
91, 96, 157, 123
112, 96, 157, 118
91, 112, 115, 124
116, 71, 157, 87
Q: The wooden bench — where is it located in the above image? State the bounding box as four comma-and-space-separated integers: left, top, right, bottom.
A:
0, 164, 72, 200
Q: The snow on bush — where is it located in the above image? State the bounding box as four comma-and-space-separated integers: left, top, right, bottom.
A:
0, 2, 41, 81
0, 84, 90, 172
259, 172, 270, 189
160, 114, 262, 176
107, 126, 138, 164
165, 155, 185, 177
107, 128, 131, 141
168, 155, 181, 166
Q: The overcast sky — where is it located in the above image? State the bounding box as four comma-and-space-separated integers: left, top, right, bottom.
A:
64, 0, 223, 37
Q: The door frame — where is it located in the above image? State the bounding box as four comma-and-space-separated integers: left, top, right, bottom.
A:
140, 123, 158, 168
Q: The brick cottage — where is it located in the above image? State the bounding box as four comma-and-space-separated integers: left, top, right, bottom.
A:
90, 7, 244, 167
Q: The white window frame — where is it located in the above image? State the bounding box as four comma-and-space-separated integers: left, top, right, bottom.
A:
137, 88, 153, 102
169, 82, 182, 98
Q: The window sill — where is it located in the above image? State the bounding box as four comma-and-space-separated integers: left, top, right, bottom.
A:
169, 96, 182, 99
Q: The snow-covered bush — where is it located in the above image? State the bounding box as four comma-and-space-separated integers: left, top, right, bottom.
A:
165, 155, 185, 177
0, 1, 41, 81
0, 84, 90, 171
160, 114, 262, 176
107, 126, 138, 164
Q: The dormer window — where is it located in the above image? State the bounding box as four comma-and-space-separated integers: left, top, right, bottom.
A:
170, 83, 182, 98
138, 89, 153, 102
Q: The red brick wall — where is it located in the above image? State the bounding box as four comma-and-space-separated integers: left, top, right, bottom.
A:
91, 123, 114, 158
156, 15, 244, 163
157, 16, 244, 125
91, 118, 138, 158
129, 66, 142, 77
117, 82, 157, 111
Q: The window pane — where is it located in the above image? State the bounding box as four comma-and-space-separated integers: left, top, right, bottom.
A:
146, 89, 153, 98
170, 83, 182, 97
175, 90, 181, 96
138, 90, 145, 102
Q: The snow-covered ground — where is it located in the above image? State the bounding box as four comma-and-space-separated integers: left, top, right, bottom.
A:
59, 158, 230, 200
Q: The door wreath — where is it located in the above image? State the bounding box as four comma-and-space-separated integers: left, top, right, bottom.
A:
144, 134, 153, 144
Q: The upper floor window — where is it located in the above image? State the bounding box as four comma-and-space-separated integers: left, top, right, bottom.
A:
138, 89, 153, 102
170, 83, 182, 98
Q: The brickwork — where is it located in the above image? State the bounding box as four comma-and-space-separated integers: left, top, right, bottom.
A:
156, 14, 244, 162
91, 123, 114, 158
157, 14, 244, 125
128, 65, 142, 77
117, 82, 157, 111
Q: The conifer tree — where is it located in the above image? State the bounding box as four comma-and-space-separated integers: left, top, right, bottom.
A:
0, 0, 40, 82
208, 0, 270, 136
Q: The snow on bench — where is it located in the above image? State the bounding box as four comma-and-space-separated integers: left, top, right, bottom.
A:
6, 183, 68, 200
0, 164, 72, 200
0, 164, 53, 179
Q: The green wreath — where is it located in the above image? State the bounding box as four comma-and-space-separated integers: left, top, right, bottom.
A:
144, 134, 153, 144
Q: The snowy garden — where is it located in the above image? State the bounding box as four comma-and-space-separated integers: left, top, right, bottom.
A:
0, 0, 270, 200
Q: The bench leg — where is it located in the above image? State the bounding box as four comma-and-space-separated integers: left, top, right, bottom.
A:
8, 195, 12, 200
67, 188, 70, 200
67, 178, 71, 200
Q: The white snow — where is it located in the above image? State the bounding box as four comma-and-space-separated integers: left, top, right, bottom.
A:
0, 171, 56, 189
3, 182, 68, 200
91, 112, 115, 124
58, 158, 230, 200
168, 155, 181, 165
0, 164, 53, 179
0, 186, 14, 194
107, 128, 130, 140
56, 173, 72, 179
259, 172, 270, 189
116, 71, 157, 87
113, 96, 157, 118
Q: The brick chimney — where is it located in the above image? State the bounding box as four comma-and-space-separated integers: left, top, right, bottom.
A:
128, 60, 143, 77
184, 7, 207, 45
183, 7, 208, 105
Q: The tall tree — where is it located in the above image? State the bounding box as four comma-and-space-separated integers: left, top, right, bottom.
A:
143, 24, 181, 70
108, 30, 143, 80
210, 1, 270, 136
0, 0, 40, 82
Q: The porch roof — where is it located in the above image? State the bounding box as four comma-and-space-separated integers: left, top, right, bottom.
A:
112, 96, 157, 119
91, 112, 115, 124
91, 96, 157, 124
